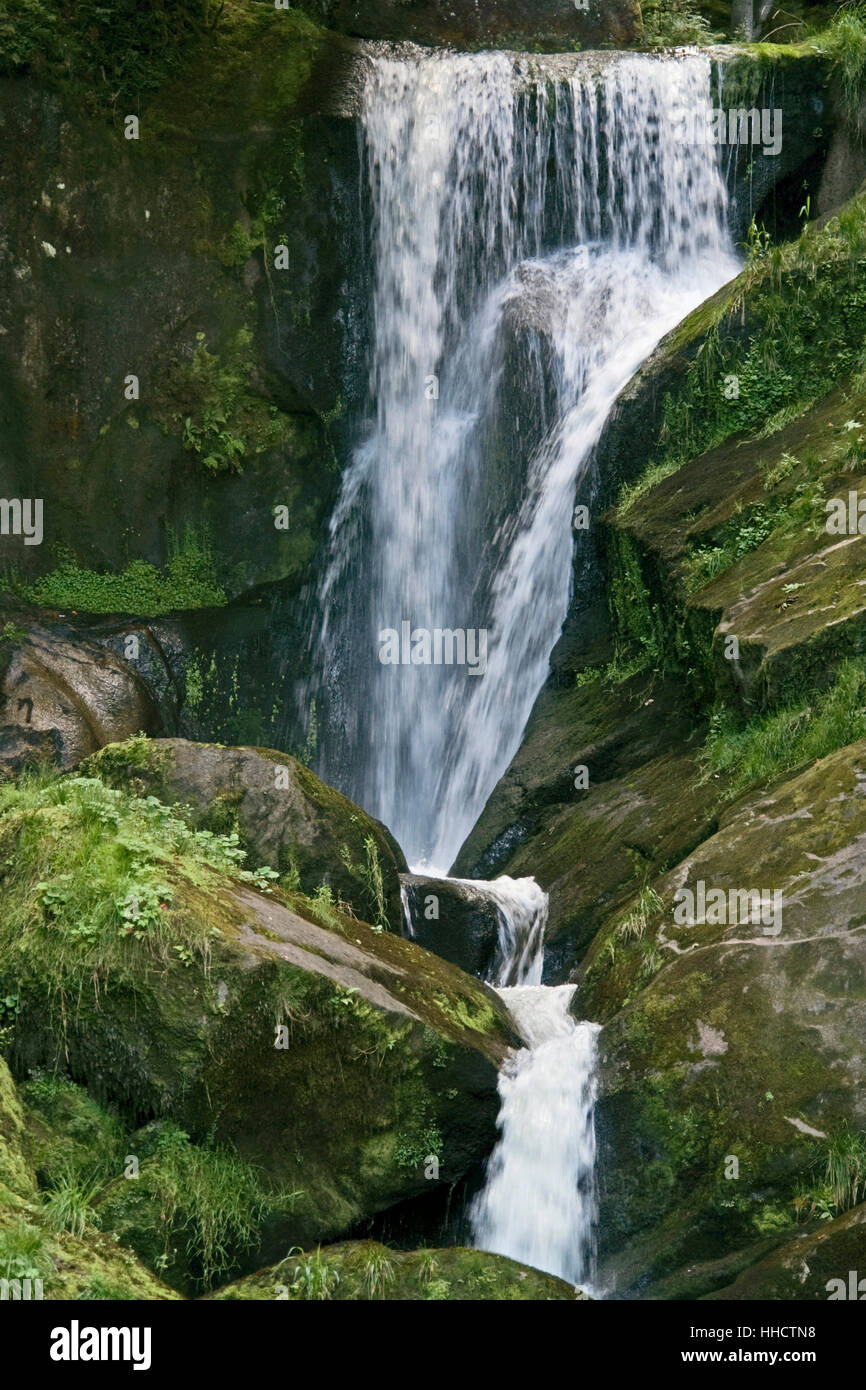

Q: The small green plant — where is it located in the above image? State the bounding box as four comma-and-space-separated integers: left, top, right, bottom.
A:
701, 658, 866, 797
76, 1275, 136, 1300
288, 1247, 340, 1301
362, 1245, 395, 1299
640, 942, 665, 979
42, 1167, 103, 1237
641, 0, 720, 48
13, 528, 226, 615
616, 886, 663, 942
744, 216, 772, 263
361, 835, 388, 930
0, 1219, 52, 1282
824, 1122, 866, 1215
424, 1277, 451, 1300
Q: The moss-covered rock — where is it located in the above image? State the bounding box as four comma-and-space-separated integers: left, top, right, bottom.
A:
706, 1201, 866, 1300
0, 1056, 37, 1203
454, 669, 722, 980
83, 735, 407, 927
0, 1062, 179, 1298
0, 771, 516, 1279
0, 4, 366, 609
585, 739, 866, 1296
204, 1238, 586, 1300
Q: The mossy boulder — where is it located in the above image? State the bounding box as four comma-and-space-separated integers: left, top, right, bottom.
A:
83, 735, 407, 927
0, 1197, 181, 1301
706, 1202, 866, 1300
0, 772, 516, 1268
585, 739, 866, 1296
205, 1239, 586, 1300
608, 376, 866, 715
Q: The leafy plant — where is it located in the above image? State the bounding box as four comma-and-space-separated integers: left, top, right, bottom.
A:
42, 1167, 103, 1238
362, 1246, 395, 1299
286, 1247, 340, 1301
641, 0, 720, 48
12, 528, 226, 615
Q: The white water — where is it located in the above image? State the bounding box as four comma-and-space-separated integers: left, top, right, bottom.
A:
310, 48, 741, 1288
471, 983, 601, 1286
313, 50, 739, 871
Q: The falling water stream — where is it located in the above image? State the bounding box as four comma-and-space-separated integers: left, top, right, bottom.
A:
311, 48, 740, 1286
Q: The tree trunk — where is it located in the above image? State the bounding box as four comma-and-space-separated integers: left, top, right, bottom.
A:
732, 0, 754, 38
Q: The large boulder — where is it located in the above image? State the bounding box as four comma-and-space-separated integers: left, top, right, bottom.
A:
586, 739, 866, 1297
205, 1240, 585, 1300
402, 873, 502, 978
706, 1203, 866, 1301
84, 735, 408, 929
0, 620, 161, 777
0, 771, 517, 1267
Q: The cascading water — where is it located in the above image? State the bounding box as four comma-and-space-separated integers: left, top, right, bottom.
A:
312, 50, 739, 873
471, 982, 601, 1286
309, 47, 742, 1288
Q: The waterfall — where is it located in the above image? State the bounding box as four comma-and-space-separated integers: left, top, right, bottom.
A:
312, 50, 739, 872
308, 46, 742, 1290
457, 872, 600, 1287
470, 985, 601, 1287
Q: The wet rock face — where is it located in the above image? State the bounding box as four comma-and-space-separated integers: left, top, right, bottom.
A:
0, 622, 161, 775
300, 0, 642, 50
401, 872, 502, 978
592, 740, 866, 1297
0, 72, 366, 606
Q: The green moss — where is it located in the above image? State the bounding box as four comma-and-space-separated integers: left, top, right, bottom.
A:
156, 329, 290, 475
682, 480, 826, 594
701, 657, 866, 797
21, 1072, 123, 1191
619, 197, 866, 517
0, 1, 328, 119
0, 1057, 36, 1201
605, 529, 715, 695
10, 528, 226, 615
0, 769, 278, 1012
207, 1240, 580, 1301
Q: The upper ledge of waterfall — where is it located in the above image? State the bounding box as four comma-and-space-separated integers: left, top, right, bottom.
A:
332, 39, 830, 119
